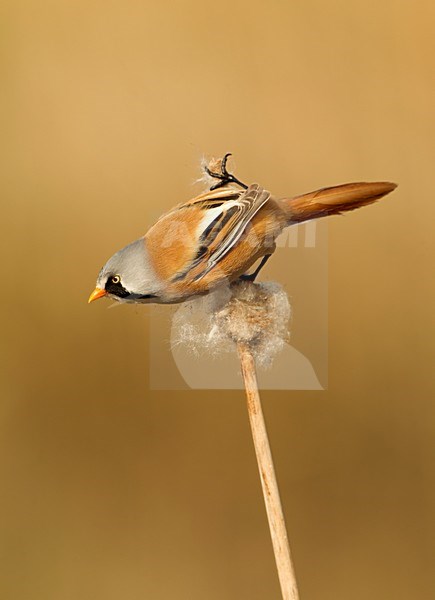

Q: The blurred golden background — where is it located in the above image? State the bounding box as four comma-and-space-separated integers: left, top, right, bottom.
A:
1, 1, 434, 598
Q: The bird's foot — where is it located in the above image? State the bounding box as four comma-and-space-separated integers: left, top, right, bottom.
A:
205, 153, 248, 191
238, 254, 272, 283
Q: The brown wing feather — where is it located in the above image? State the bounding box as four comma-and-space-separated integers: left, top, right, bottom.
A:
145, 184, 273, 285
180, 184, 271, 282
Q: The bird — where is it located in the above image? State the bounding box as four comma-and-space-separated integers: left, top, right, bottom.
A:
88, 154, 397, 305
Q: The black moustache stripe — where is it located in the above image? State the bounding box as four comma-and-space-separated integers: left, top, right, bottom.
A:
105, 280, 158, 301
105, 280, 130, 298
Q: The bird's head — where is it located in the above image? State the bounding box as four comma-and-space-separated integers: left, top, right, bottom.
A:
88, 238, 160, 304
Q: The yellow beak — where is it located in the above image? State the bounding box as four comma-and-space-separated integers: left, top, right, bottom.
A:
88, 287, 107, 304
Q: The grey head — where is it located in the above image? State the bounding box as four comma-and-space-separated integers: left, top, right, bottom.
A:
95, 238, 161, 303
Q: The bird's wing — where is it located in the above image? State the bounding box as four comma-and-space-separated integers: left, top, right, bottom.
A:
172, 184, 271, 282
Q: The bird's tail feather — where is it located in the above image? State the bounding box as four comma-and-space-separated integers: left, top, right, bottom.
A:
283, 181, 397, 224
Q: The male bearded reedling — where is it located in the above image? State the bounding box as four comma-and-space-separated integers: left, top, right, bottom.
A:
88, 155, 397, 305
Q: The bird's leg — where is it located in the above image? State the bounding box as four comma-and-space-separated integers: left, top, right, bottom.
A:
239, 254, 272, 282
205, 153, 248, 191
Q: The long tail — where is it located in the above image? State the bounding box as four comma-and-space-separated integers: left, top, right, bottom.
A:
283, 181, 397, 224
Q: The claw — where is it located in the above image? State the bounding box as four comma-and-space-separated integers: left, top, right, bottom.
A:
220, 152, 231, 175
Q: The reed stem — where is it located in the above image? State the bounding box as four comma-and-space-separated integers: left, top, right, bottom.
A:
238, 343, 300, 600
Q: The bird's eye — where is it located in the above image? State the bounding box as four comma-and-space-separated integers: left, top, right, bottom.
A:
111, 275, 121, 284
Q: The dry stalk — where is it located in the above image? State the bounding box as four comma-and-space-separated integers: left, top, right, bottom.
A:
238, 342, 300, 600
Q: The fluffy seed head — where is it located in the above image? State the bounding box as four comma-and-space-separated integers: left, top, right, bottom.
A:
172, 281, 291, 369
